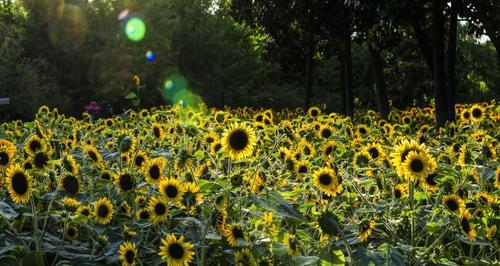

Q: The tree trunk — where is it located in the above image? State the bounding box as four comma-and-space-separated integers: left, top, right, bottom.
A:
368, 42, 389, 120
305, 19, 314, 109
411, 18, 434, 74
446, 2, 457, 121
342, 15, 354, 118
432, 0, 447, 127
338, 55, 346, 114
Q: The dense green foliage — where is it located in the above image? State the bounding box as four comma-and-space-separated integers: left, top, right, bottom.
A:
0, 0, 498, 120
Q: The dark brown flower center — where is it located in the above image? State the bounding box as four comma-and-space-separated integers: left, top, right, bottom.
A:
149, 165, 161, 180
12, 173, 28, 195
165, 185, 178, 198
154, 203, 166, 216
168, 243, 184, 259
119, 174, 134, 191
125, 250, 135, 263
0, 151, 9, 165
229, 130, 249, 151
98, 204, 109, 218
410, 159, 424, 173
63, 175, 79, 195
319, 174, 332, 186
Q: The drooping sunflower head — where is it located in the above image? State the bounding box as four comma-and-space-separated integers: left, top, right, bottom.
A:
235, 248, 257, 266
65, 225, 79, 240
224, 223, 247, 247
149, 196, 169, 223
283, 233, 299, 256
5, 164, 32, 204
357, 220, 376, 241
158, 234, 195, 266
460, 211, 476, 240
151, 122, 165, 140
93, 197, 114, 224
62, 154, 79, 175
119, 241, 138, 266
222, 124, 257, 161
0, 140, 16, 168
83, 145, 102, 166
159, 178, 185, 204
136, 208, 150, 220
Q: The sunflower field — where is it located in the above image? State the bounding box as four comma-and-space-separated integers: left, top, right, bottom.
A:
0, 102, 499, 266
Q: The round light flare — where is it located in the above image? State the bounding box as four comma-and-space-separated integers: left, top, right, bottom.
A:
48, 4, 88, 52
145, 50, 155, 62
124, 17, 146, 42
173, 89, 203, 108
118, 9, 129, 20
164, 80, 173, 90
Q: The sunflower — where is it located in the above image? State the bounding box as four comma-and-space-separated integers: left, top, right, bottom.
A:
5, 164, 32, 204
420, 173, 439, 191
318, 125, 333, 139
77, 205, 91, 217
353, 150, 372, 168
32, 151, 49, 169
100, 170, 112, 181
211, 141, 223, 155
222, 124, 257, 160
476, 191, 494, 205
83, 145, 102, 166
158, 234, 195, 266
93, 197, 114, 224
119, 241, 138, 266
152, 122, 165, 141
136, 208, 150, 220
356, 125, 370, 138
312, 168, 342, 197
202, 132, 218, 145
62, 196, 81, 210
283, 233, 299, 256
294, 160, 309, 175
390, 139, 428, 177
394, 183, 408, 199
234, 248, 258, 266
0, 139, 16, 168
115, 172, 135, 193
299, 139, 315, 157
442, 195, 465, 214
459, 211, 476, 239
469, 104, 484, 123
25, 135, 46, 156
65, 225, 79, 240
143, 157, 165, 185
180, 182, 203, 213
62, 154, 79, 175
485, 225, 497, 239
460, 109, 471, 123
133, 151, 148, 169
357, 220, 376, 241
402, 151, 436, 181
224, 223, 248, 247
210, 207, 228, 233
60, 174, 80, 196
364, 143, 385, 162
149, 196, 169, 223
322, 141, 337, 159
495, 167, 500, 189
308, 107, 321, 117
458, 145, 473, 165
159, 178, 185, 204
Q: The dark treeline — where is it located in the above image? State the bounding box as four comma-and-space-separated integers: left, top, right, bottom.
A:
0, 0, 498, 125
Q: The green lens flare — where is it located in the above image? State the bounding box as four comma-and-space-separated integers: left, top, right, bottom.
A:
125, 18, 146, 42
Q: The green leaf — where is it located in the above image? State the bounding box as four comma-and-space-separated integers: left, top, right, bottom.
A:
194, 150, 205, 160
414, 191, 428, 201
251, 190, 304, 224
377, 243, 405, 266
0, 202, 17, 220
321, 249, 346, 266
124, 92, 137, 99
318, 211, 342, 237
199, 179, 222, 192
22, 251, 44, 266
292, 256, 320, 266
